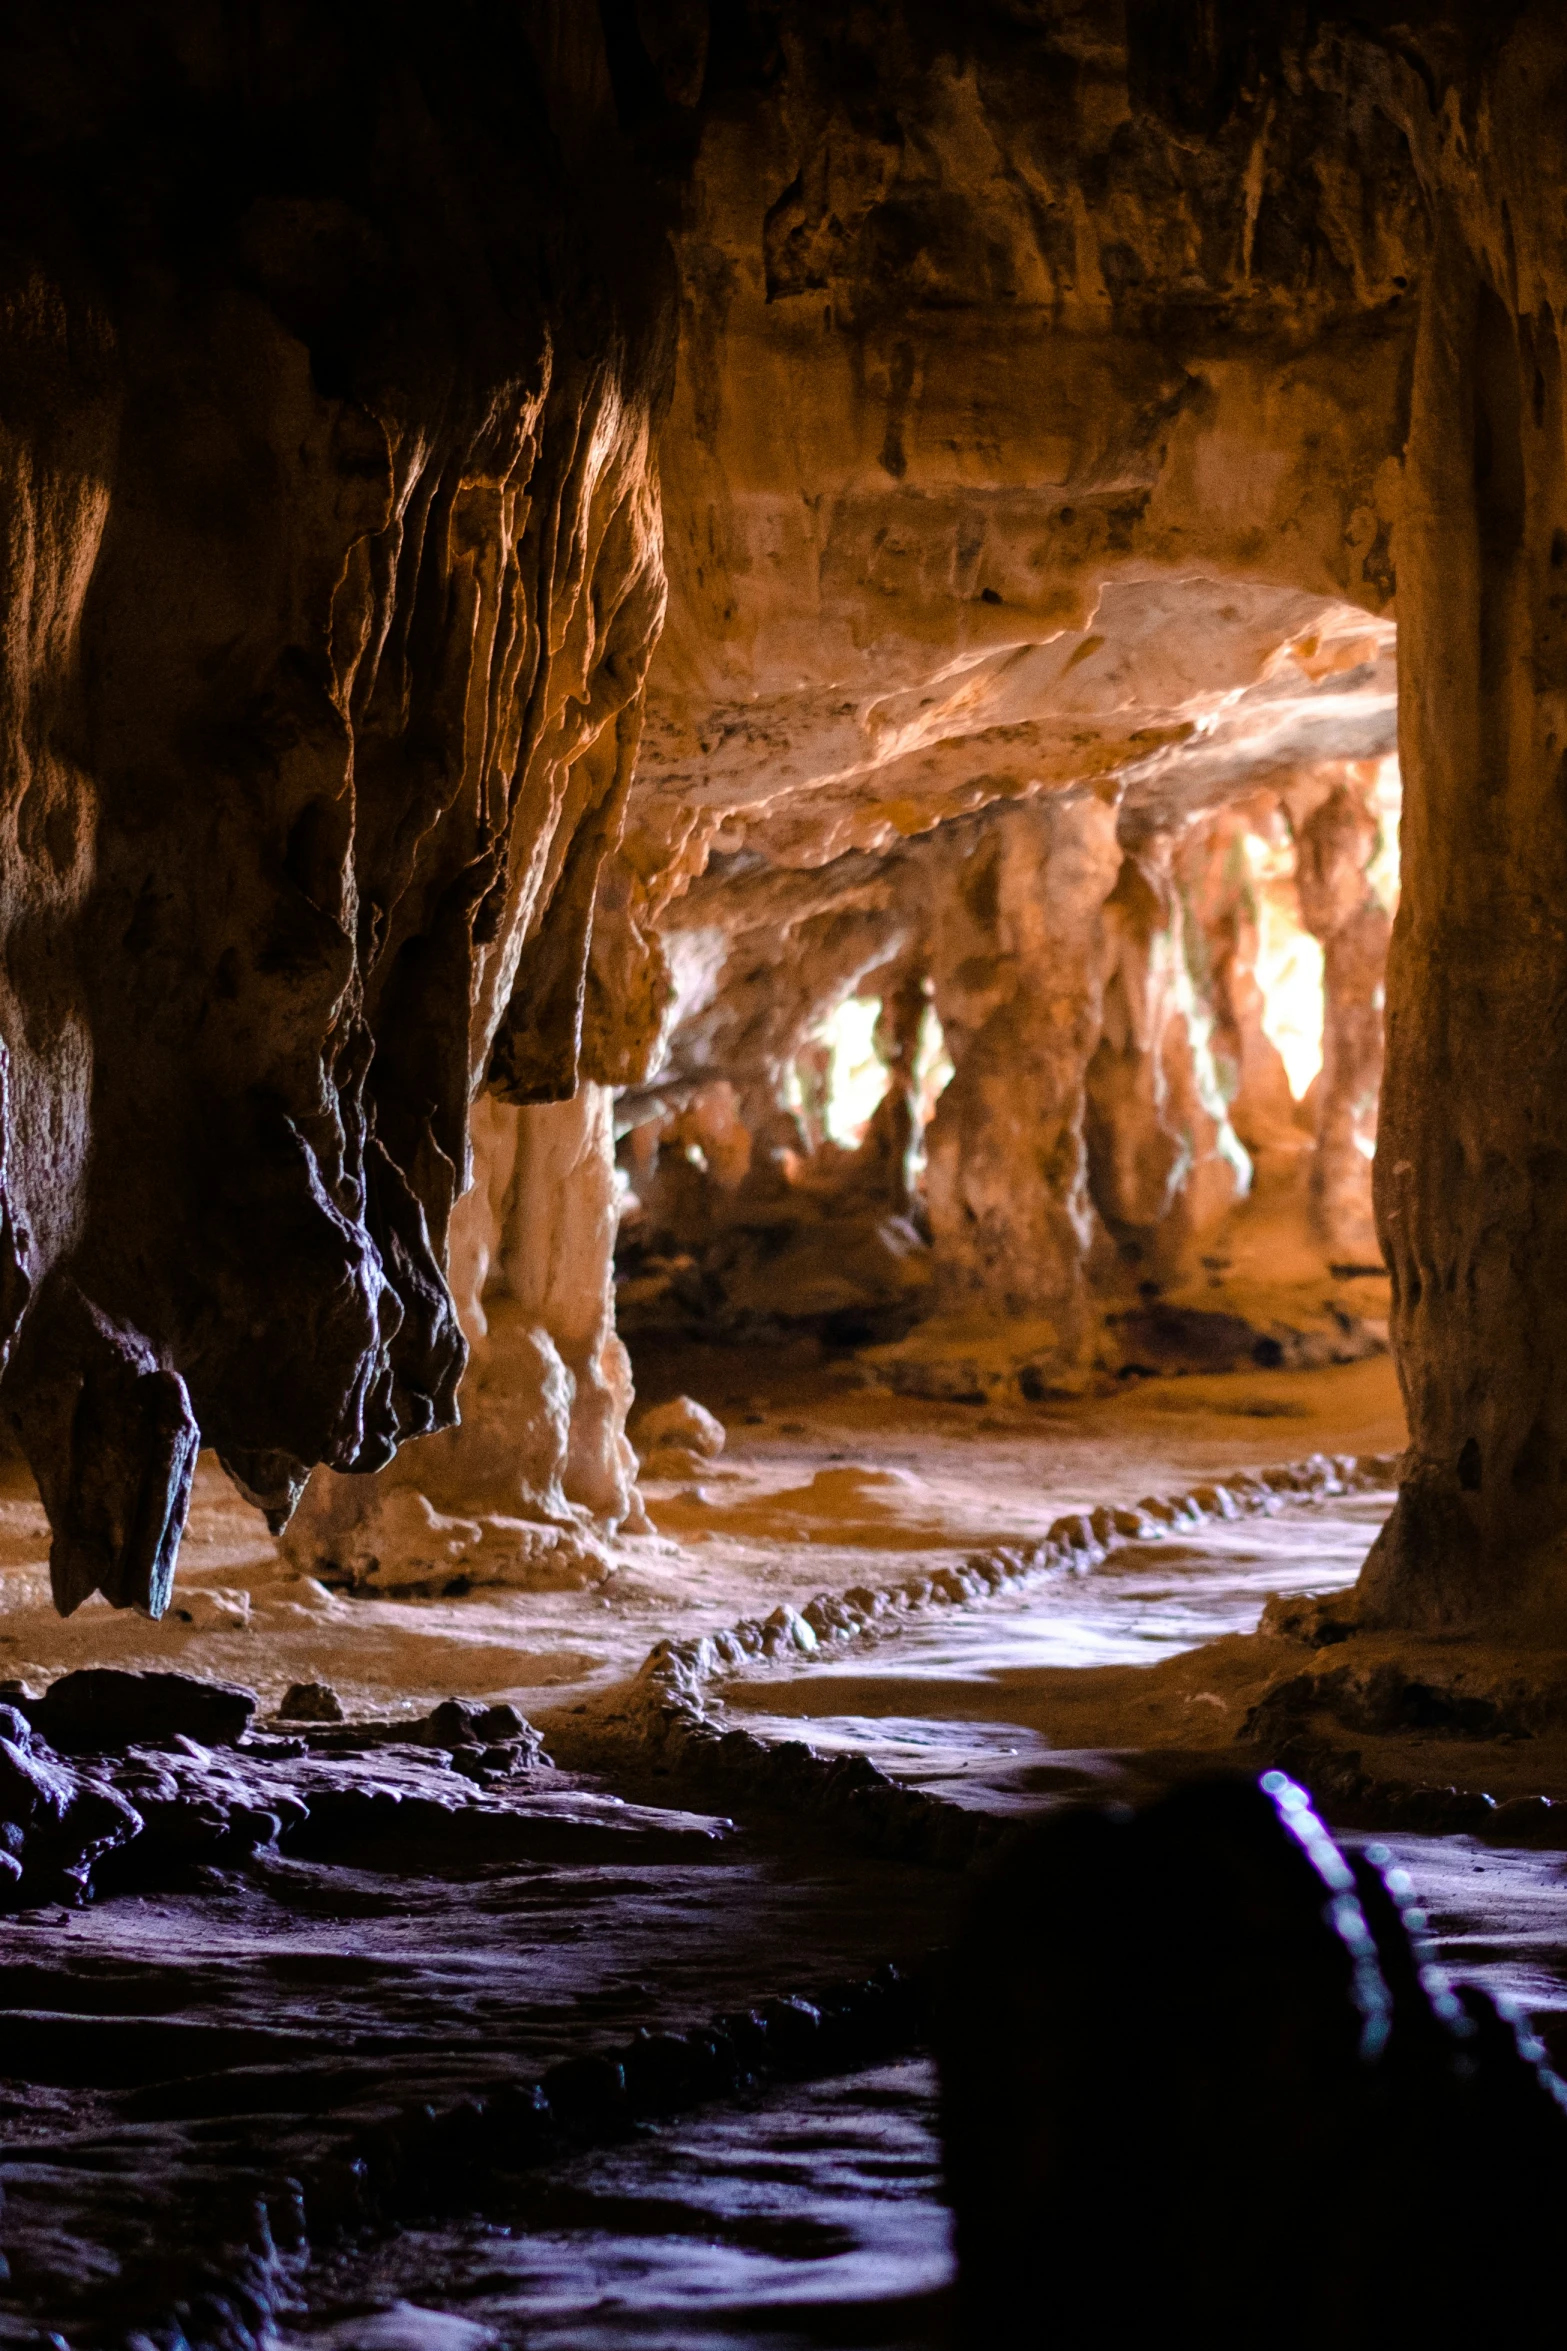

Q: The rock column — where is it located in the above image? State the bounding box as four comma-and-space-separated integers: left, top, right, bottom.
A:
1361, 211, 1567, 1633
922, 794, 1121, 1353
1084, 845, 1249, 1283
1294, 768, 1391, 1265
283, 1083, 641, 1592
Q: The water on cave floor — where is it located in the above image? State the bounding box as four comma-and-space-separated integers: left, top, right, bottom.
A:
271, 1487, 1567, 2347
11, 1371, 1567, 2343
719, 1487, 1390, 1812
279, 2060, 950, 2351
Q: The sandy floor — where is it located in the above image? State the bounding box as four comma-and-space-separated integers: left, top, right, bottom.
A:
0, 1353, 1406, 1733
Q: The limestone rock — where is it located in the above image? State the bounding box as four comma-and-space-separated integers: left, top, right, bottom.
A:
288, 1078, 641, 1584
277, 1682, 345, 1726
0, 1710, 142, 1905
0, 3, 669, 1617
0, 0, 1559, 1657
632, 1396, 726, 1473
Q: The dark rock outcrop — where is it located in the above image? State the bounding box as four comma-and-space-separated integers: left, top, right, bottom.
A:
28, 1667, 257, 1753
0, 1703, 141, 1903
941, 1771, 1567, 2349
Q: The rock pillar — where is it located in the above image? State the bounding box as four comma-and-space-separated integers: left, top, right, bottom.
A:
491, 1084, 640, 1526
1294, 768, 1391, 1265
854, 966, 931, 1216
1360, 221, 1567, 1633
1084, 846, 1249, 1283
283, 1083, 641, 1592
923, 794, 1121, 1351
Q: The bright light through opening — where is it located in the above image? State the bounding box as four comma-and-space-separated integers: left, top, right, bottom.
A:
1246, 834, 1325, 1102
817, 995, 891, 1147
911, 996, 953, 1130
904, 994, 954, 1192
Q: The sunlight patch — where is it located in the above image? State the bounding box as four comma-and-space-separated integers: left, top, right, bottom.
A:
817, 995, 891, 1146
1247, 833, 1325, 1100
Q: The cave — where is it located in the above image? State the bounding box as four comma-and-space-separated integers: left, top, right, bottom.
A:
2, 5, 1567, 2344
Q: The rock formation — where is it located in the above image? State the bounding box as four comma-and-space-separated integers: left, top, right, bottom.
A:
942, 1772, 1567, 2348
1359, 13, 1567, 1635
624, 772, 1382, 1387
0, 3, 667, 1616
1294, 764, 1394, 1262
284, 1082, 643, 1591
614, 4, 1412, 1398
921, 793, 1122, 1347
0, 0, 1565, 1650
625, 2, 1567, 1638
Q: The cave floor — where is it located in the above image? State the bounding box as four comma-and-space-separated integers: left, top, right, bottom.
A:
9, 1350, 1567, 2345
0, 1348, 1406, 1720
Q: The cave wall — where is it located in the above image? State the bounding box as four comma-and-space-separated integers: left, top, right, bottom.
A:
605, 0, 1415, 1383
628, 1, 1567, 1632
635, 4, 1417, 882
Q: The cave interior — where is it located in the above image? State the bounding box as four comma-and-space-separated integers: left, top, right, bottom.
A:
2, 4, 1567, 2345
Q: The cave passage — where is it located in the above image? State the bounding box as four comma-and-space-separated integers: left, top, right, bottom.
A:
6, 4, 1567, 2345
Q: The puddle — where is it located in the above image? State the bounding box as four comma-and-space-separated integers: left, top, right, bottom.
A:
721, 1491, 1390, 1809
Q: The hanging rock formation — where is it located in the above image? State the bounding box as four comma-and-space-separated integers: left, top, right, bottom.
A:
285, 1083, 642, 1592
0, 2, 667, 1616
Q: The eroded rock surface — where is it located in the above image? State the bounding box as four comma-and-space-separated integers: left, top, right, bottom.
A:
0, 4, 667, 1618
285, 1082, 643, 1592
607, 6, 1420, 1403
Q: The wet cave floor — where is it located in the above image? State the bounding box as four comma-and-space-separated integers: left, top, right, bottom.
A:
6, 1349, 1567, 2348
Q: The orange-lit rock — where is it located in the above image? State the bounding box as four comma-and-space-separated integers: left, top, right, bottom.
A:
3, 0, 1564, 1656
284, 1083, 641, 1593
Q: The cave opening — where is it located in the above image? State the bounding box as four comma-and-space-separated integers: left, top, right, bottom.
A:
3, 4, 1567, 2345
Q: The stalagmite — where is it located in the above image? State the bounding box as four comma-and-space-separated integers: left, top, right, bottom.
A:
284, 1083, 643, 1590
1294, 766, 1393, 1264
1084, 840, 1250, 1287
921, 795, 1122, 1351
